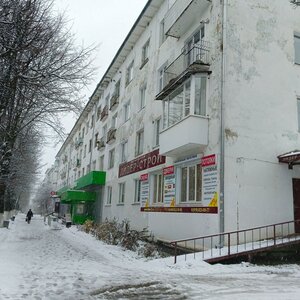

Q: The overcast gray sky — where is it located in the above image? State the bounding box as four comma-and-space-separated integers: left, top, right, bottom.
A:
42, 0, 148, 173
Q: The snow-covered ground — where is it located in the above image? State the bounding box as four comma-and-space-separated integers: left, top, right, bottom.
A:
1, 214, 300, 300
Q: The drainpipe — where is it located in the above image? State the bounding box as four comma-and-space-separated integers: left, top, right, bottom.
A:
219, 0, 227, 246
89, 102, 97, 169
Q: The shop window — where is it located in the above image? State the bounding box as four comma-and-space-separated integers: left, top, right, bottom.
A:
76, 204, 85, 215
180, 164, 202, 203
153, 173, 164, 204
134, 180, 141, 203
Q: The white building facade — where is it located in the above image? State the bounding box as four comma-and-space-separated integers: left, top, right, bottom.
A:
47, 0, 300, 242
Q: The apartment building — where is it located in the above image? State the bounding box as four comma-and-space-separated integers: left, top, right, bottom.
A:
46, 0, 300, 242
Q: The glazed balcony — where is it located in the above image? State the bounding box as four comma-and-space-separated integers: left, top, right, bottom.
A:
164, 0, 211, 38
156, 41, 210, 100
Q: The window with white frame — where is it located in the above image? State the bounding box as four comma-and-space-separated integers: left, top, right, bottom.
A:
124, 101, 131, 122
295, 34, 300, 64
126, 61, 134, 85
103, 124, 107, 139
159, 19, 166, 46
92, 160, 96, 171
87, 164, 91, 173
112, 113, 118, 128
186, 25, 205, 66
136, 129, 144, 156
120, 140, 128, 163
134, 179, 141, 203
163, 75, 207, 129
105, 94, 110, 107
108, 148, 115, 169
180, 164, 202, 203
139, 84, 147, 110
94, 133, 99, 147
84, 144, 87, 157
91, 115, 95, 128
106, 186, 112, 205
115, 79, 121, 98
118, 182, 125, 204
88, 139, 92, 153
153, 118, 161, 147
152, 173, 164, 204
82, 167, 85, 176
158, 62, 167, 92
141, 39, 150, 66
297, 98, 300, 131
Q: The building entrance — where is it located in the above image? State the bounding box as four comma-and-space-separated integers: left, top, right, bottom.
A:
292, 178, 300, 233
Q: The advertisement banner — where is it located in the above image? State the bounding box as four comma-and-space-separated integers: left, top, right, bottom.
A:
163, 166, 175, 206
202, 154, 218, 207
140, 173, 149, 207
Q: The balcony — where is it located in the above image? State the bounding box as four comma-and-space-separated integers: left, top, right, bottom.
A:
156, 41, 210, 100
100, 105, 108, 121
159, 115, 208, 158
164, 0, 211, 38
110, 94, 119, 111
106, 128, 117, 145
96, 137, 105, 151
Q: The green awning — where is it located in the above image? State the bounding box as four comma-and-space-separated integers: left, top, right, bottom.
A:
75, 171, 106, 190
60, 190, 96, 204
56, 186, 69, 196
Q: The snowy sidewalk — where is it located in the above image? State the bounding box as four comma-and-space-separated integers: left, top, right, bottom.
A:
1, 214, 300, 299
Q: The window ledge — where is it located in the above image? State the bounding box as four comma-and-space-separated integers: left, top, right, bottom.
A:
117, 203, 124, 206
131, 202, 141, 206
104, 204, 112, 207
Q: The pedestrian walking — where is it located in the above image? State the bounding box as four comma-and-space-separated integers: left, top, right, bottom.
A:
26, 209, 33, 224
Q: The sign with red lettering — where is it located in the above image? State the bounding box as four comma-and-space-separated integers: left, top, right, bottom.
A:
119, 149, 165, 177
163, 166, 174, 175
201, 154, 216, 167
140, 174, 148, 181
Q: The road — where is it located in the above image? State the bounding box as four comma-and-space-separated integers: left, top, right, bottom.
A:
1, 214, 300, 299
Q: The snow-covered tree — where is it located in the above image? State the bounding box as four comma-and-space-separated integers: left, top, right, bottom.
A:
0, 0, 95, 213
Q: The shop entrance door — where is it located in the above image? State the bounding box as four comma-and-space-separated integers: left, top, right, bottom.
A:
292, 178, 300, 233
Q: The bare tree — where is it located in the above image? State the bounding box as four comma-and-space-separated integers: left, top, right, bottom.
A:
0, 0, 96, 214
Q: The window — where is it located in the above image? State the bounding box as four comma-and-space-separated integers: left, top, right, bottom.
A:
99, 155, 104, 170
159, 19, 166, 45
108, 148, 115, 169
112, 113, 118, 128
295, 34, 300, 64
87, 164, 91, 173
105, 94, 110, 107
106, 186, 112, 205
94, 133, 99, 147
194, 76, 206, 115
158, 63, 167, 92
92, 160, 96, 171
82, 167, 85, 176
139, 84, 147, 110
120, 140, 128, 163
126, 61, 134, 85
84, 145, 87, 157
141, 39, 150, 66
153, 118, 161, 147
103, 124, 107, 139
88, 139, 92, 153
124, 101, 131, 122
136, 129, 144, 156
180, 164, 202, 202
297, 98, 300, 131
82, 127, 85, 138
186, 25, 205, 66
115, 79, 121, 98
134, 180, 141, 203
153, 173, 164, 203
91, 115, 95, 128
118, 182, 125, 204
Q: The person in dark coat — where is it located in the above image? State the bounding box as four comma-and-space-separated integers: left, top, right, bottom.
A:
26, 209, 33, 224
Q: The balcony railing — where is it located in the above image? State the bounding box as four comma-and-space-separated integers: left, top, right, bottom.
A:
100, 105, 108, 121
106, 128, 117, 144
96, 137, 105, 150
156, 41, 210, 100
110, 94, 119, 110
